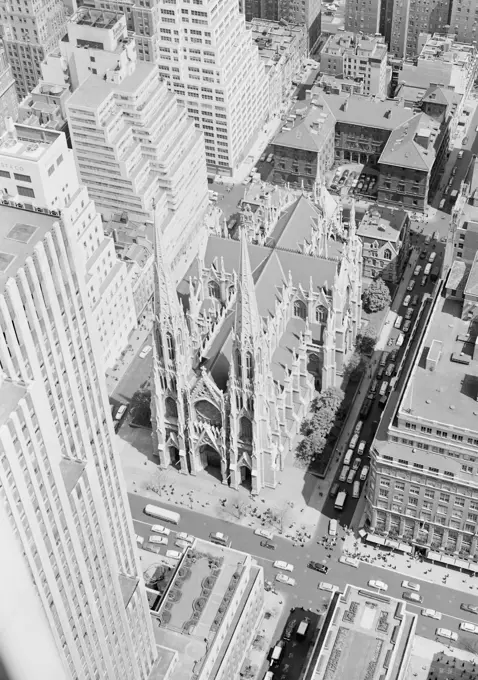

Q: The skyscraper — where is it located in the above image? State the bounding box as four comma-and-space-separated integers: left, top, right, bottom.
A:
0, 0, 68, 99
0, 204, 157, 677
0, 46, 18, 134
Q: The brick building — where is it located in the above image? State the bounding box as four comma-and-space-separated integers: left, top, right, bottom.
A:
357, 206, 411, 283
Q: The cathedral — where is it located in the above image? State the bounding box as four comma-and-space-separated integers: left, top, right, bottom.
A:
151, 181, 363, 494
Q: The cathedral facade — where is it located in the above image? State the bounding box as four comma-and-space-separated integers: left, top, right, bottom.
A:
151, 183, 363, 494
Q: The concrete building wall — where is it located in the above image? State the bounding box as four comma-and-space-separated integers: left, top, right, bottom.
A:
0, 48, 19, 135
344, 0, 381, 36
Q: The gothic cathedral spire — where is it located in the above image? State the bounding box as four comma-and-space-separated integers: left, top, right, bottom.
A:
234, 225, 262, 349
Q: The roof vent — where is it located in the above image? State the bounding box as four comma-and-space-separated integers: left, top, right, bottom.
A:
425, 399, 431, 404
449, 404, 455, 410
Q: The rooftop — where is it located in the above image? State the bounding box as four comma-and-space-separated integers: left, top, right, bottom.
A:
272, 96, 335, 152
357, 206, 408, 243
312, 584, 413, 680
379, 113, 442, 171
250, 17, 305, 58
0, 124, 61, 160
322, 31, 387, 60
464, 251, 478, 296
315, 91, 415, 131
447, 259, 468, 293
418, 34, 476, 65
0, 376, 27, 428
72, 7, 123, 30
400, 292, 478, 431
0, 205, 57, 294
394, 83, 428, 106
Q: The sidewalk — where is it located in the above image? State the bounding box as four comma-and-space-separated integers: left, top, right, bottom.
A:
105, 311, 153, 396
247, 590, 286, 680
342, 533, 478, 593
231, 113, 284, 184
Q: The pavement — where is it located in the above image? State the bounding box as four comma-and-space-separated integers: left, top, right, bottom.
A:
106, 310, 153, 399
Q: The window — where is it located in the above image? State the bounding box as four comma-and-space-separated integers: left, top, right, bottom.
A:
17, 185, 35, 198
0, 169, 10, 178
208, 280, 220, 299
316, 305, 327, 323
409, 486, 420, 495
383, 249, 392, 260
424, 489, 435, 499
14, 172, 31, 182
166, 333, 175, 362
437, 505, 448, 515
379, 488, 389, 497
421, 426, 432, 434
439, 493, 450, 502
239, 416, 252, 441
48, 165, 55, 176
56, 155, 63, 166
246, 352, 254, 381
293, 299, 307, 320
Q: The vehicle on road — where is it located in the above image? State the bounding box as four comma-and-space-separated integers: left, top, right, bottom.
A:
402, 591, 423, 603
146, 535, 165, 548
371, 378, 378, 392
403, 320, 412, 333
411, 295, 419, 306
274, 561, 293, 572
346, 469, 356, 484
421, 275, 427, 287
385, 363, 394, 378
260, 541, 276, 550
461, 603, 478, 614
424, 263, 432, 276
271, 640, 285, 663
394, 315, 403, 329
296, 618, 310, 639
318, 582, 336, 592
209, 531, 231, 547
354, 420, 363, 436
136, 534, 144, 546
450, 189, 458, 201
379, 380, 389, 397
260, 153, 266, 162
276, 573, 296, 586
352, 457, 361, 471
425, 234, 431, 244
402, 580, 420, 592
368, 579, 388, 591
166, 550, 182, 560
458, 150, 464, 159
396, 333, 405, 347
360, 466, 369, 481
151, 524, 171, 536
255, 528, 274, 540
175, 539, 190, 549
459, 622, 478, 634
267, 153, 273, 163
352, 481, 360, 498
357, 440, 366, 455
339, 465, 350, 482
360, 397, 373, 419
144, 542, 162, 554
377, 366, 384, 379
139, 345, 152, 359
421, 609, 441, 620
344, 449, 353, 466
429, 251, 436, 263
379, 353, 388, 367
403, 295, 411, 307
329, 519, 337, 536
308, 561, 329, 573
436, 628, 458, 642
339, 556, 359, 568
414, 265, 422, 277
349, 433, 359, 449
407, 280, 415, 292
335, 490, 347, 510
115, 404, 127, 421
420, 250, 426, 259
329, 482, 340, 498
390, 349, 398, 361
176, 532, 194, 543
430, 265, 440, 282
144, 504, 181, 525
439, 199, 445, 209
405, 308, 413, 320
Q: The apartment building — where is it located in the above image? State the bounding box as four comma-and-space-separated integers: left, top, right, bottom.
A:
366, 283, 478, 561
271, 94, 336, 187
249, 19, 307, 117
450, 0, 478, 45
390, 0, 453, 59
0, 206, 156, 678
0, 46, 18, 134
244, 0, 321, 50
450, 157, 478, 264
320, 32, 389, 98
357, 206, 411, 284
0, 121, 136, 368
0, 0, 68, 99
344, 0, 381, 37
18, 82, 71, 143
151, 539, 264, 680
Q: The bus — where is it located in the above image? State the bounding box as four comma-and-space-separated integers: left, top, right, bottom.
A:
271, 641, 285, 664
335, 490, 347, 510
144, 504, 181, 525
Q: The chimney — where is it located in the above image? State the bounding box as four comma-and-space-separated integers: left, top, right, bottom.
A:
415, 128, 431, 149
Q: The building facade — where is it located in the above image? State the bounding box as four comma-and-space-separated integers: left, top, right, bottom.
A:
244, 0, 321, 50
450, 1, 478, 45
390, 0, 453, 59
320, 32, 389, 98
0, 0, 67, 99
0, 46, 19, 134
0, 121, 136, 368
344, 0, 381, 37
0, 207, 156, 678
357, 206, 411, 283
18, 81, 71, 143
151, 182, 362, 493
366, 283, 478, 561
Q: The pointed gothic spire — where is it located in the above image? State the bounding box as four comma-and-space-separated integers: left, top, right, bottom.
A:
234, 226, 261, 343
152, 202, 183, 324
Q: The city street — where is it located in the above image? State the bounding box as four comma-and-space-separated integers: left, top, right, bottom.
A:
130, 491, 478, 647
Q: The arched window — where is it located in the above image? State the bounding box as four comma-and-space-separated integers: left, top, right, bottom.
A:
246, 352, 254, 381
293, 299, 307, 320
239, 416, 253, 442
236, 349, 242, 374
166, 332, 175, 362
165, 397, 178, 418
316, 305, 327, 323
383, 249, 392, 260
208, 280, 220, 299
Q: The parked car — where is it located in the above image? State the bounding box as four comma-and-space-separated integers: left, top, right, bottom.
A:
389, 349, 398, 361
339, 556, 359, 568
276, 573, 296, 586
402, 591, 423, 603
352, 457, 361, 471
166, 550, 183, 560
261, 541, 276, 550
403, 294, 411, 307
421, 275, 428, 287
405, 308, 413, 320
377, 367, 384, 379
139, 345, 152, 359
346, 469, 356, 484
436, 628, 458, 642
412, 295, 419, 306
308, 561, 329, 574
461, 603, 478, 614
148, 535, 168, 545
274, 561, 294, 572
151, 524, 171, 536
403, 320, 412, 333
407, 280, 415, 292
318, 582, 336, 592
459, 622, 478, 634
414, 265, 422, 277
357, 440, 366, 455
458, 150, 464, 159
420, 250, 426, 259
175, 539, 190, 549
339, 465, 350, 482
368, 579, 388, 591
144, 542, 162, 554
176, 532, 194, 544
360, 466, 369, 481
349, 433, 359, 449
267, 153, 274, 163
329, 482, 340, 498
354, 420, 363, 436
402, 580, 420, 592
255, 528, 274, 540
421, 609, 442, 620
209, 531, 230, 546
115, 404, 127, 421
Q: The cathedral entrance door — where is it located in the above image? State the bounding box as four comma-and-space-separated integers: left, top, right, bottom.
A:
200, 445, 222, 482
240, 466, 252, 492
169, 446, 180, 469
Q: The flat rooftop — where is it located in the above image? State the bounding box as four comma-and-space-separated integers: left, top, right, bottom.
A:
312, 585, 412, 680
400, 293, 478, 430
154, 539, 250, 680
0, 205, 57, 294
357, 207, 407, 243
0, 125, 60, 160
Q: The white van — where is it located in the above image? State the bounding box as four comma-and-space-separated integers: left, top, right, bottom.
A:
352, 481, 361, 498
439, 198, 445, 209
344, 448, 354, 466
328, 519, 338, 536
149, 535, 168, 545
339, 465, 350, 482
424, 263, 432, 276
396, 333, 404, 347
394, 316, 403, 329
429, 251, 436, 263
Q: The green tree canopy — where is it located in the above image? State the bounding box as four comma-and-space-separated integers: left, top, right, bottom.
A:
362, 278, 391, 313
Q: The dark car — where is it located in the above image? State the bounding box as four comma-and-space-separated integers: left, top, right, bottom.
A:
420, 251, 426, 259
260, 540, 276, 550
308, 561, 329, 574
329, 482, 340, 498
402, 591, 423, 604
461, 603, 478, 614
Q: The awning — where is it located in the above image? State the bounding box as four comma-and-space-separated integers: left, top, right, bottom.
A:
398, 543, 413, 554
384, 539, 399, 549
427, 551, 442, 561
467, 563, 478, 573
441, 555, 457, 566
455, 558, 471, 570
367, 534, 386, 546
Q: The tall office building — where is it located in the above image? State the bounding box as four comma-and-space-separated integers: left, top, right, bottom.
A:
94, 0, 269, 175
0, 0, 68, 99
0, 121, 136, 368
0, 46, 18, 134
0, 204, 156, 677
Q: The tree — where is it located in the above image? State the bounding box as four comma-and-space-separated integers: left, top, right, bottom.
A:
130, 387, 152, 427
355, 323, 379, 356
295, 430, 327, 467
223, 493, 249, 520
311, 386, 344, 415
145, 467, 163, 496
362, 278, 391, 313
343, 352, 368, 383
